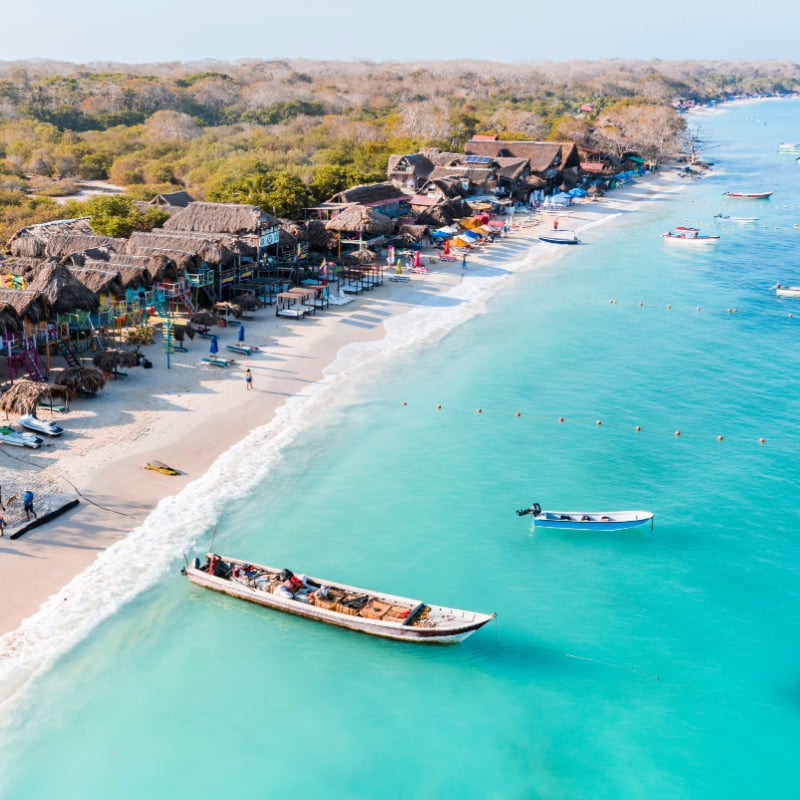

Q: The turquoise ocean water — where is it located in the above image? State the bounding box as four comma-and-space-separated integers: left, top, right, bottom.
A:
2, 99, 800, 799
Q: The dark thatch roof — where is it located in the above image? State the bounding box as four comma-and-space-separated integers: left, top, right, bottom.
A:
55, 365, 107, 395
7, 218, 94, 258
149, 191, 194, 209
328, 182, 408, 206
414, 199, 474, 228
69, 266, 124, 295
398, 224, 428, 242
325, 205, 395, 235
163, 202, 279, 234
0, 303, 21, 332
26, 260, 99, 313
303, 219, 334, 251
0, 288, 49, 324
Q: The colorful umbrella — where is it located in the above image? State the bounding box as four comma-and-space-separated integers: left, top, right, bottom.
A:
209, 335, 219, 355
237, 324, 245, 343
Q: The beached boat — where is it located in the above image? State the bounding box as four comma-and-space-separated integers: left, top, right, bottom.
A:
18, 414, 63, 437
662, 227, 720, 243
0, 426, 43, 449
516, 503, 654, 531
182, 555, 496, 644
713, 213, 758, 223
724, 191, 773, 199
538, 230, 580, 245
774, 284, 800, 298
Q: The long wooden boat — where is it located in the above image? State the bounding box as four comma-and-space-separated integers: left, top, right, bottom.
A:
516, 503, 654, 532
724, 191, 773, 199
182, 554, 495, 644
662, 226, 719, 243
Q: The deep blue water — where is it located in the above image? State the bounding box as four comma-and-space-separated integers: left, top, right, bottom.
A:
1, 98, 800, 799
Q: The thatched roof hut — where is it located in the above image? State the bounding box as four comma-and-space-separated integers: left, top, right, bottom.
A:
398, 224, 427, 242
0, 380, 72, 418
342, 249, 379, 265
26, 260, 99, 313
44, 234, 126, 259
303, 219, 334, 251
328, 183, 407, 207
325, 205, 395, 236
69, 266, 124, 296
125, 230, 237, 269
0, 288, 49, 325
163, 202, 279, 234
7, 218, 94, 258
93, 349, 139, 373
149, 191, 194, 209
0, 303, 21, 332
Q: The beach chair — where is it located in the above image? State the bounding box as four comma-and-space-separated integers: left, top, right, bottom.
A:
201, 356, 233, 368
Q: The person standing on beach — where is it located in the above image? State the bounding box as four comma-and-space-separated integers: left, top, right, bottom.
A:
23, 490, 36, 521
0, 510, 5, 537
245, 369, 253, 390
553, 218, 559, 230
462, 254, 468, 270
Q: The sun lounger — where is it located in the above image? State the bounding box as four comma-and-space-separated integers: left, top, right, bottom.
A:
201, 356, 234, 368
389, 275, 410, 282
226, 344, 259, 356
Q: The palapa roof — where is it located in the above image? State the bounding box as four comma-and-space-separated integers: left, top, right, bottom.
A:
413, 198, 474, 228
493, 157, 531, 181
44, 234, 126, 259
69, 266, 124, 295
125, 230, 229, 268
0, 288, 49, 323
0, 380, 72, 418
302, 219, 334, 251
7, 218, 94, 258
328, 182, 408, 207
428, 165, 494, 184
163, 202, 278, 234
324, 205, 395, 235
0, 302, 21, 331
25, 260, 99, 313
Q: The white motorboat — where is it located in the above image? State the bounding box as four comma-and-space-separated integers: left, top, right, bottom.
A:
774, 284, 800, 298
0, 426, 43, 449
18, 414, 64, 437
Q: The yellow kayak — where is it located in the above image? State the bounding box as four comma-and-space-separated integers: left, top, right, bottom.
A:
144, 461, 181, 476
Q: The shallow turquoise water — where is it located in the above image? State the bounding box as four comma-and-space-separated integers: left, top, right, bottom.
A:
2, 99, 800, 799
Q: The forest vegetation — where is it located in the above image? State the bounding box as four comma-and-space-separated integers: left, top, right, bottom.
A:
0, 57, 797, 245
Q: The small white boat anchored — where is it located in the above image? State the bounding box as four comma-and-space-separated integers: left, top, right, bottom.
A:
538, 230, 580, 245
516, 503, 654, 531
662, 226, 720, 244
714, 213, 758, 223
182, 555, 496, 644
778, 143, 800, 154
18, 414, 64, 437
774, 284, 800, 298
0, 426, 43, 449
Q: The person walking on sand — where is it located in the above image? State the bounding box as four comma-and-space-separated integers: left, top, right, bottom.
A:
553, 218, 559, 231
462, 254, 468, 270
0, 510, 5, 537
23, 490, 36, 521
245, 368, 253, 390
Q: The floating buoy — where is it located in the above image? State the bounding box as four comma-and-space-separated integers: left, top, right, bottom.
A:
717, 435, 724, 441
515, 412, 521, 417
596, 420, 602, 426
402, 401, 407, 406
666, 304, 671, 310
635, 425, 641, 432
476, 408, 482, 414
790, 313, 794, 319
675, 430, 681, 437
759, 437, 766, 444
558, 417, 564, 423
696, 307, 702, 312
639, 302, 643, 307
436, 404, 442, 410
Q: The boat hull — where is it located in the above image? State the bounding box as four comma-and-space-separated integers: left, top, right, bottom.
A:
776, 286, 800, 298
724, 192, 773, 199
0, 430, 43, 448
539, 233, 579, 245
18, 415, 63, 437
524, 510, 654, 532
662, 233, 719, 243
184, 557, 495, 644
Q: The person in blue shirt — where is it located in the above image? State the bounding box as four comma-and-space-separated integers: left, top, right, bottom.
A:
23, 490, 37, 521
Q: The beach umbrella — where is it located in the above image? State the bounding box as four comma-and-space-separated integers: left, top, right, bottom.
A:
55, 365, 106, 396
413, 250, 421, 268
0, 380, 72, 418
237, 324, 245, 344
190, 311, 218, 327
210, 335, 218, 355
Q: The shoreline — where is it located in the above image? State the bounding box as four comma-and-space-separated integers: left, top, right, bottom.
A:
0, 168, 685, 697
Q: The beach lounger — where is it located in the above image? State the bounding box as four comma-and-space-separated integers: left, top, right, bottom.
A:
201, 356, 234, 368
389, 275, 410, 282
226, 344, 259, 356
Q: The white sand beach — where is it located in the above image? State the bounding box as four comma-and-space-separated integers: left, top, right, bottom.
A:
0, 169, 684, 642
